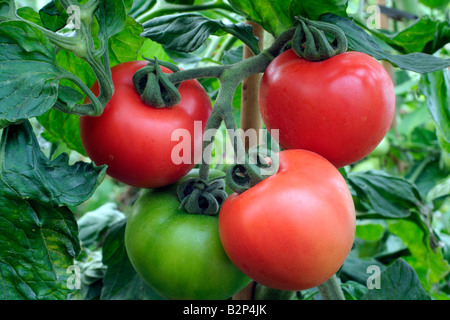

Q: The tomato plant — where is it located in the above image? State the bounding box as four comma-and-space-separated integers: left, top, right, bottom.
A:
259, 49, 396, 168
79, 61, 212, 189
219, 149, 356, 290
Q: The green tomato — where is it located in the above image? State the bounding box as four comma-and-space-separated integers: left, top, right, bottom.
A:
124, 170, 251, 300
369, 136, 390, 157
352, 157, 381, 172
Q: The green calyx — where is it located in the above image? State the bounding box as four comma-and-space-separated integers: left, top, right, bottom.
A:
292, 16, 348, 62
132, 57, 182, 108
177, 176, 228, 216
226, 146, 280, 194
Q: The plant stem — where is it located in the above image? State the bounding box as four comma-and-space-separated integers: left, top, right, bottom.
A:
240, 21, 264, 152
146, 27, 295, 182
317, 275, 346, 300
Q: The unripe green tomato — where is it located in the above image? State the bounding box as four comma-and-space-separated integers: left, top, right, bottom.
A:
124, 169, 251, 300
352, 158, 381, 172
369, 136, 390, 157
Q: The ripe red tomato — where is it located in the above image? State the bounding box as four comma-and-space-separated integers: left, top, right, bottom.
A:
259, 49, 396, 168
79, 61, 212, 189
218, 149, 356, 291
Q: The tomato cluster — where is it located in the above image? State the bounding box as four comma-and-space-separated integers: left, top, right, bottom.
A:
80, 45, 394, 299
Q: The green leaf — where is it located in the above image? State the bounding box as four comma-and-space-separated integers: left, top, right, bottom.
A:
419, 68, 450, 143
1, 121, 106, 207
37, 109, 86, 157
108, 15, 144, 66
370, 16, 450, 55
17, 6, 43, 26
0, 20, 63, 128
100, 219, 165, 300
138, 39, 173, 62
341, 280, 368, 300
0, 121, 105, 300
141, 13, 260, 54
387, 220, 450, 291
348, 171, 423, 219
426, 176, 450, 203
419, 0, 450, 10
228, 0, 348, 37
166, 0, 195, 4
97, 0, 128, 39
348, 170, 439, 250
355, 221, 386, 242
128, 0, 156, 19
321, 14, 450, 74
39, 0, 68, 32
340, 255, 386, 285
361, 259, 431, 300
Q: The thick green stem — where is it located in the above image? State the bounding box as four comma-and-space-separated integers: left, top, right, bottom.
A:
317, 275, 346, 300
55, 70, 104, 115
11, 0, 113, 116
167, 65, 229, 85
164, 28, 295, 182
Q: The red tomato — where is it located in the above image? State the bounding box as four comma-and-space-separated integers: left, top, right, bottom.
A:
218, 149, 356, 291
80, 61, 212, 189
259, 49, 396, 168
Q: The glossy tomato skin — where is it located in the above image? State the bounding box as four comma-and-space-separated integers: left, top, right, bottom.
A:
259, 49, 395, 168
219, 149, 356, 291
125, 170, 251, 300
80, 61, 212, 189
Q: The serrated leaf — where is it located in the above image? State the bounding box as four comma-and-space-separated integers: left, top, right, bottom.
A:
228, 0, 348, 37
100, 219, 164, 300
0, 20, 62, 128
0, 121, 106, 207
321, 14, 450, 74
362, 259, 431, 300
419, 68, 450, 143
0, 121, 105, 300
141, 13, 260, 54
